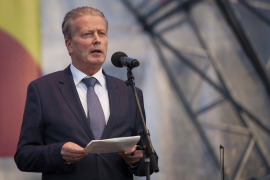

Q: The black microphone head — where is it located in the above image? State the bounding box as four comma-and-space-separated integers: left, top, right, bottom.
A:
111, 51, 127, 68
131, 60, 140, 67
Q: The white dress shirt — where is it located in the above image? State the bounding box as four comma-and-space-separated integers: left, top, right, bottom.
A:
70, 64, 110, 124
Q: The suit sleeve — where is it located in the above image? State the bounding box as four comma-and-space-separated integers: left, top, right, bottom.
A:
129, 88, 159, 176
14, 82, 71, 173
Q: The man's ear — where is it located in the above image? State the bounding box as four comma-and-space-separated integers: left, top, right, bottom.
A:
65, 39, 73, 55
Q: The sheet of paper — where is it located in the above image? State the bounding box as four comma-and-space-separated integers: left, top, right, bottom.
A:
84, 136, 141, 153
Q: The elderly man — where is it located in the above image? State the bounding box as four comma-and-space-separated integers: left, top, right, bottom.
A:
15, 6, 157, 180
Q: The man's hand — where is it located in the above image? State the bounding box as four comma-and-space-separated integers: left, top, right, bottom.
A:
118, 145, 143, 165
61, 142, 89, 164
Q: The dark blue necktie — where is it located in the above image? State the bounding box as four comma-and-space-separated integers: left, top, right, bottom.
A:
82, 77, 106, 140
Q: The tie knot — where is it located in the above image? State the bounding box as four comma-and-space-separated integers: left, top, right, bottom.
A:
82, 77, 98, 88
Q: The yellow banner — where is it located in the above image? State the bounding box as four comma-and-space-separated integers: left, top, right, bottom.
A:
0, 0, 40, 66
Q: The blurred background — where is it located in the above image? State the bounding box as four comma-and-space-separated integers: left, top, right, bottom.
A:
1, 0, 270, 179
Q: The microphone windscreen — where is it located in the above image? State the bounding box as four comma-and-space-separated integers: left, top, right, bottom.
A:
111, 51, 127, 67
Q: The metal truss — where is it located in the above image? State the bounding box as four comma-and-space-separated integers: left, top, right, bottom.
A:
120, 0, 270, 179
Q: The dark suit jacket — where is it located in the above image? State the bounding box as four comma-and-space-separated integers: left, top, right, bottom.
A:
15, 66, 155, 180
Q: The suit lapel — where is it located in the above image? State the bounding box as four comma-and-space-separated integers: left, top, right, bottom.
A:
58, 66, 95, 140
101, 72, 120, 139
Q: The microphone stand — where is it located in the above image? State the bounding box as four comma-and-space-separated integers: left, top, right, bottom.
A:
125, 68, 159, 180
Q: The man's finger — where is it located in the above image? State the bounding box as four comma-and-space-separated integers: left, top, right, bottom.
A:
62, 152, 88, 158
62, 142, 87, 154
118, 149, 143, 165
61, 142, 89, 163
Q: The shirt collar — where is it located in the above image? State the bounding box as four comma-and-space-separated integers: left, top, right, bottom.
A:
70, 63, 105, 87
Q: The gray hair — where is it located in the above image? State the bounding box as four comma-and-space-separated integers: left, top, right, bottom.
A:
62, 6, 108, 40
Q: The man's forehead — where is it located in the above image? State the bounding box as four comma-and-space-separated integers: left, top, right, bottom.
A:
72, 15, 106, 29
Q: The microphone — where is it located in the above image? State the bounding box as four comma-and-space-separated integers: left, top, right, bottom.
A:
111, 51, 140, 69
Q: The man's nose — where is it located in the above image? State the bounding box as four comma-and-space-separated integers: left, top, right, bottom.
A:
93, 32, 101, 44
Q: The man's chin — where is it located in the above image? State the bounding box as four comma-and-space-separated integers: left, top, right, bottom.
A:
86, 59, 105, 67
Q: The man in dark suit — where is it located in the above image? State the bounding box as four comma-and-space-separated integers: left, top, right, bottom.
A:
14, 6, 156, 180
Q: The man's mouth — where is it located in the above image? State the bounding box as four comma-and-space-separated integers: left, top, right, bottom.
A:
91, 49, 102, 54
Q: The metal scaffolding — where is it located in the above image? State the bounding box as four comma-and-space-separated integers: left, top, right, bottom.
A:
121, 0, 270, 179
